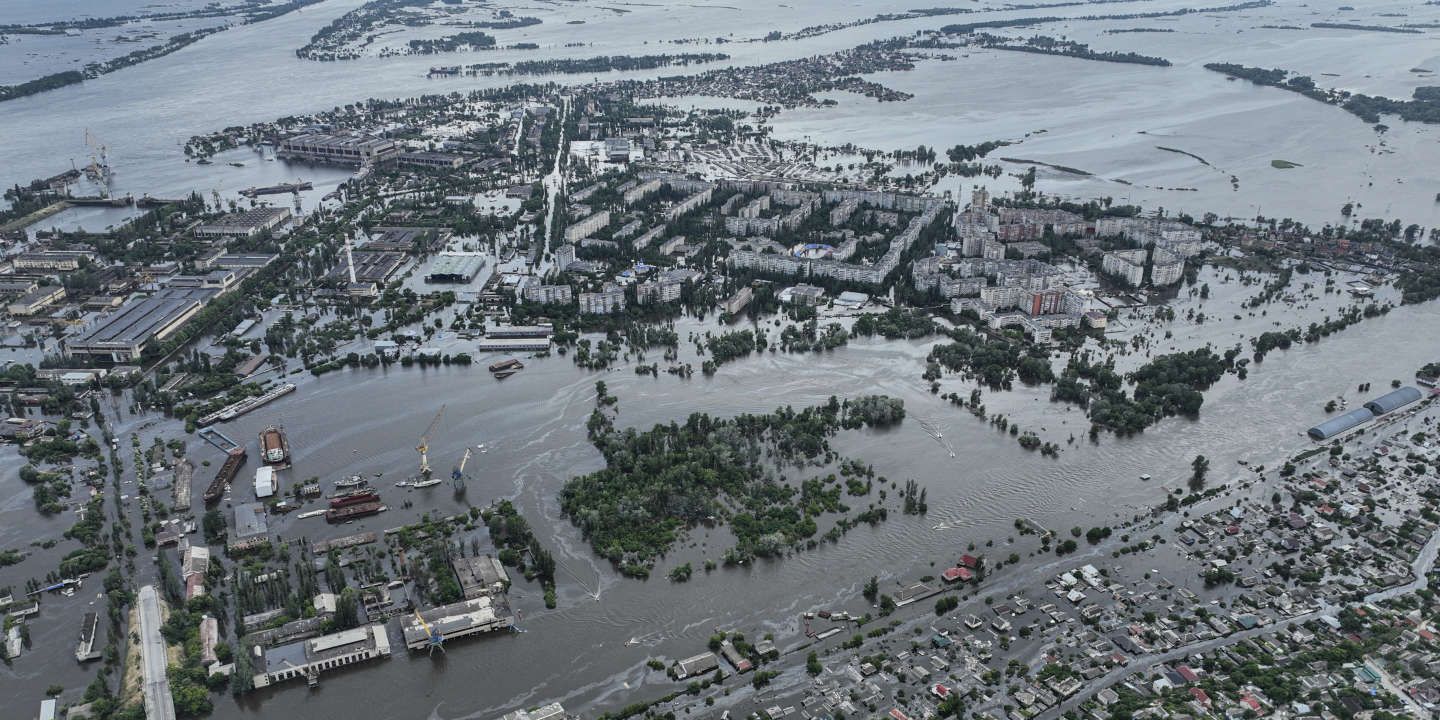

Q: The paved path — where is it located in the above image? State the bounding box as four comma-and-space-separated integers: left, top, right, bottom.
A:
137, 585, 177, 720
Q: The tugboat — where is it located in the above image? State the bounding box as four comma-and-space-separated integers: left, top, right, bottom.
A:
259, 425, 291, 468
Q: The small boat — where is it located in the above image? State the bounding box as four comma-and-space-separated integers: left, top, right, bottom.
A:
197, 158, 213, 165
229, 161, 245, 168
411, 477, 442, 489
494, 369, 519, 379
1140, 474, 1152, 481
625, 637, 640, 647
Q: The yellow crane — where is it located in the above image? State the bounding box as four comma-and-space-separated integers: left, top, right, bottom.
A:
451, 446, 472, 491
413, 609, 444, 654
415, 405, 446, 476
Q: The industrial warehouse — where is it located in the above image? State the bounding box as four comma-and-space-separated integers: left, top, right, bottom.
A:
424, 253, 486, 283
63, 288, 219, 361
400, 595, 515, 651
1306, 386, 1426, 440
251, 625, 392, 688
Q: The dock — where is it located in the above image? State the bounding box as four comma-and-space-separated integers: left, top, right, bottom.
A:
240, 181, 312, 198
197, 382, 295, 426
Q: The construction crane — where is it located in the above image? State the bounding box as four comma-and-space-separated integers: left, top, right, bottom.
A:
451, 447, 472, 490
412, 610, 444, 655
415, 405, 446, 477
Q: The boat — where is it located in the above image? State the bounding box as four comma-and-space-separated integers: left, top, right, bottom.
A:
1140, 473, 1152, 481
330, 490, 380, 509
229, 161, 245, 168
197, 158, 213, 165
335, 474, 366, 489
493, 369, 519, 379
203, 448, 247, 504
410, 477, 442, 489
259, 425, 290, 467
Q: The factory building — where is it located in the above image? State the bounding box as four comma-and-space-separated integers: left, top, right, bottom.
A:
64, 288, 218, 362
425, 254, 486, 284
278, 133, 400, 166
251, 625, 391, 688
401, 596, 514, 650
194, 207, 292, 240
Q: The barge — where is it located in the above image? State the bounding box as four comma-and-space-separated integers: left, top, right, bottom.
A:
326, 501, 384, 523
259, 425, 291, 467
197, 382, 295, 426
202, 448, 248, 504
330, 490, 380, 509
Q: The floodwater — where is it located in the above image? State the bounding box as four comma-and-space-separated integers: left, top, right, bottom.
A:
2, 0, 1440, 716
1, 263, 1435, 719
4, 0, 1440, 227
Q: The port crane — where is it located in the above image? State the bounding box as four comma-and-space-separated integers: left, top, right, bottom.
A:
415, 405, 446, 477
412, 610, 445, 655
451, 447, 472, 490
84, 129, 113, 195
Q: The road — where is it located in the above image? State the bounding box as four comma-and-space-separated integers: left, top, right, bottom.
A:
137, 585, 177, 720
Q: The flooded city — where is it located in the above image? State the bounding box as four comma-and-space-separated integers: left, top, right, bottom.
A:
2, 1, 1439, 720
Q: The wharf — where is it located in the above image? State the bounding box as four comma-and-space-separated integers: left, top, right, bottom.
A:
197, 382, 295, 426
67, 195, 134, 207
240, 181, 312, 198
0, 200, 68, 233
136, 195, 187, 208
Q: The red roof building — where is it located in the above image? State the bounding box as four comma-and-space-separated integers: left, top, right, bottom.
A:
941, 567, 974, 583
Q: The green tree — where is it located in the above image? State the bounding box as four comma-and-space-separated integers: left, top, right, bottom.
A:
1190, 454, 1210, 492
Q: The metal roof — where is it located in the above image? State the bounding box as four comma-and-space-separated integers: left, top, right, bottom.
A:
1363, 386, 1422, 416
1307, 408, 1375, 440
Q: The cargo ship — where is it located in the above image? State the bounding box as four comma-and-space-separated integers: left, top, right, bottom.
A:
202, 448, 247, 504
326, 501, 383, 523
259, 425, 290, 467
329, 490, 380, 509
